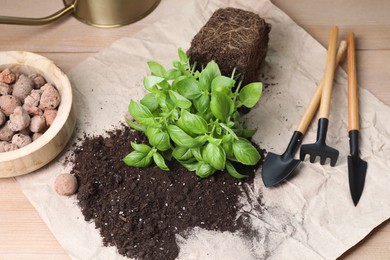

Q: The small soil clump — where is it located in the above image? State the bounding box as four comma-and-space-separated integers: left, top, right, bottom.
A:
187, 7, 271, 84
73, 126, 262, 260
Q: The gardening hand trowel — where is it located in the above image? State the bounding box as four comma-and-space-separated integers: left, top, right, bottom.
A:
347, 32, 368, 206
261, 35, 347, 187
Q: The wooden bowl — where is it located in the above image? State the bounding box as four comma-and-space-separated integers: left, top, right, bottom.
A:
0, 51, 76, 178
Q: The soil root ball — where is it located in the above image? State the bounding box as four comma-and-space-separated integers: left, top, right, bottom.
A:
187, 7, 271, 84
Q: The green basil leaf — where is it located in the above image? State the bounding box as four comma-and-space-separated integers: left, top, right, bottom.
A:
177, 115, 191, 135
175, 78, 202, 99
181, 161, 198, 172
130, 142, 152, 153
196, 162, 216, 178
159, 80, 171, 90
226, 161, 248, 179
179, 157, 197, 164
147, 61, 167, 77
195, 135, 208, 145
168, 90, 192, 109
178, 110, 208, 135
239, 82, 262, 108
165, 69, 182, 80
193, 93, 210, 114
123, 151, 152, 167
155, 91, 168, 109
222, 141, 233, 158
232, 111, 240, 124
172, 60, 180, 69
125, 118, 145, 132
207, 136, 222, 146
146, 127, 171, 151
191, 147, 203, 161
240, 129, 257, 138
232, 138, 260, 165
199, 61, 221, 90
140, 93, 159, 112
172, 75, 187, 90
172, 146, 193, 161
226, 121, 235, 128
178, 48, 189, 64
128, 100, 155, 125
211, 76, 235, 94
210, 92, 234, 122
222, 134, 233, 143
167, 125, 200, 148
171, 109, 179, 121
153, 152, 169, 171
215, 125, 222, 135
202, 142, 226, 170
143, 75, 164, 92
220, 123, 239, 140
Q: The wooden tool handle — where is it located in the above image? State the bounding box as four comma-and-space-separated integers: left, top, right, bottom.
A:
347, 32, 360, 131
319, 26, 339, 119
297, 40, 347, 134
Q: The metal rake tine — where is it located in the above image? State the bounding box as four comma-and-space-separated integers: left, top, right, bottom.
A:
320, 156, 327, 165
330, 156, 338, 167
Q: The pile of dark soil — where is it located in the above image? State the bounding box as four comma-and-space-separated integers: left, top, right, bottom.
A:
72, 126, 262, 260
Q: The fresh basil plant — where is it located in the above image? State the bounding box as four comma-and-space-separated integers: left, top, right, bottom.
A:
123, 48, 262, 179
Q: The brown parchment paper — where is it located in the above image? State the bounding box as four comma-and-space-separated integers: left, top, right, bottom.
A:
16, 0, 390, 259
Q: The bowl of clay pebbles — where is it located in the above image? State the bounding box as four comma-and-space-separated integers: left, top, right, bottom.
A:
0, 51, 76, 178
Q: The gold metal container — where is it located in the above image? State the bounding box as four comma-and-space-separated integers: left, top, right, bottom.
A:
0, 0, 160, 28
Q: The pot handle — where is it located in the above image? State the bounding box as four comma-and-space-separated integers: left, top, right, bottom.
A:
0, 3, 75, 25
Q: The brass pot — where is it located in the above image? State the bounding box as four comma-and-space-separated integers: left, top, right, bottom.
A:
0, 0, 160, 28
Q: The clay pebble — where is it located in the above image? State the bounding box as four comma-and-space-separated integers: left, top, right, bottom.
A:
39, 83, 60, 110
0, 68, 16, 84
12, 74, 34, 101
29, 74, 46, 89
0, 95, 22, 116
12, 133, 32, 148
9, 106, 30, 132
0, 122, 14, 141
54, 173, 78, 196
0, 82, 11, 95
0, 111, 5, 126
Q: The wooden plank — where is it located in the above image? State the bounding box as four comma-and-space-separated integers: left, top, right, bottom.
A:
355, 50, 390, 105
340, 219, 390, 259
0, 0, 183, 53
37, 53, 91, 73
0, 178, 69, 258
272, 0, 390, 50
0, 255, 69, 260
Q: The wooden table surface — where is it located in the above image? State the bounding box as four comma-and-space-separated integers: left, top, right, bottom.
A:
1, 0, 389, 259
